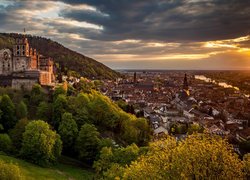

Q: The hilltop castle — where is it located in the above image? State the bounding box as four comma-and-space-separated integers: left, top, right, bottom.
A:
0, 37, 55, 90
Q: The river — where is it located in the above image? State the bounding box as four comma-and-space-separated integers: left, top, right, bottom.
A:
194, 75, 249, 98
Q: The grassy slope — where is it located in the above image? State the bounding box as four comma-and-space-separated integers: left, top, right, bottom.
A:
0, 154, 94, 180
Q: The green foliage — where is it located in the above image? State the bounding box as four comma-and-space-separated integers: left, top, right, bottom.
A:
53, 86, 67, 100
76, 123, 100, 163
87, 91, 122, 129
68, 93, 91, 128
98, 138, 114, 150
21, 120, 62, 166
93, 143, 140, 178
188, 123, 204, 134
75, 78, 95, 92
0, 160, 23, 180
0, 134, 12, 153
16, 101, 28, 119
0, 124, 3, 132
58, 112, 78, 151
116, 100, 129, 112
36, 101, 52, 122
30, 84, 44, 106
121, 116, 151, 146
52, 95, 68, 128
9, 118, 29, 151
0, 154, 94, 180
121, 134, 244, 179
0, 94, 16, 131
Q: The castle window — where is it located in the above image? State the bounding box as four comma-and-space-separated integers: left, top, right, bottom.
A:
17, 46, 20, 50
17, 51, 20, 55
22, 51, 25, 56
22, 45, 25, 49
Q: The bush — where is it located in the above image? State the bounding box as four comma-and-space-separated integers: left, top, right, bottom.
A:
20, 120, 62, 166
0, 160, 22, 180
0, 134, 12, 153
9, 118, 29, 151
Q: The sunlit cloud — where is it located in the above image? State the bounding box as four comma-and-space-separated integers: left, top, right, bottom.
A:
0, 0, 249, 69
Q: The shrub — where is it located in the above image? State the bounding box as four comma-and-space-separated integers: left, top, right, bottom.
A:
0, 134, 12, 153
0, 160, 22, 180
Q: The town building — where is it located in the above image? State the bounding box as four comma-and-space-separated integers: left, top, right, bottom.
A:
0, 37, 55, 90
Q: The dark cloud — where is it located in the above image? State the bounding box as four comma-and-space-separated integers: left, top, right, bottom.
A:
0, 0, 249, 69
59, 0, 250, 42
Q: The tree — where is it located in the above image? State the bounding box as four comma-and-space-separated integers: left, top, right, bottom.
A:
76, 123, 100, 163
87, 91, 121, 129
68, 93, 90, 128
9, 118, 29, 151
20, 120, 62, 166
93, 143, 141, 178
36, 101, 52, 122
16, 101, 28, 119
52, 94, 68, 129
30, 84, 44, 106
0, 134, 12, 153
0, 94, 16, 131
58, 112, 78, 152
53, 86, 67, 100
120, 134, 244, 179
121, 116, 151, 146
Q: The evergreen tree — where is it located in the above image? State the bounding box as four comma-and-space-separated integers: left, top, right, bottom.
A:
16, 101, 28, 119
0, 94, 16, 131
9, 118, 29, 150
36, 101, 51, 122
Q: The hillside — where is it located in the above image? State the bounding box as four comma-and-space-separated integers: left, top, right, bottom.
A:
0, 153, 94, 180
0, 33, 120, 79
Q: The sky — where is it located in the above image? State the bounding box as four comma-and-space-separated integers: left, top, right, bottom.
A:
0, 0, 250, 70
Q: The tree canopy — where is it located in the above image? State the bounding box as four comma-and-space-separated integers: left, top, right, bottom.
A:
20, 120, 62, 166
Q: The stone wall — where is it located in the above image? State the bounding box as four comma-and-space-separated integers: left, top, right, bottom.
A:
12, 78, 38, 90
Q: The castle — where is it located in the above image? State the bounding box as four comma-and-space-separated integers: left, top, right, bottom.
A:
0, 37, 55, 90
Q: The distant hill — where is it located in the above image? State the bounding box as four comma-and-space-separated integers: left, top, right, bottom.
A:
0, 33, 120, 79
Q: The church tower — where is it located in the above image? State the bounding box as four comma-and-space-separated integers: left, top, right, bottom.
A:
13, 37, 30, 72
183, 73, 188, 90
134, 72, 137, 84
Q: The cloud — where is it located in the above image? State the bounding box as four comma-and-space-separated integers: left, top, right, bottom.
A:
60, 0, 250, 41
0, 0, 249, 69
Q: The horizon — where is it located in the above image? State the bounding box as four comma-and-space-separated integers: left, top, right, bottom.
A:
0, 0, 249, 70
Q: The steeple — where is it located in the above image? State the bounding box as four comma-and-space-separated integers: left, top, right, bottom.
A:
183, 73, 188, 90
134, 72, 137, 84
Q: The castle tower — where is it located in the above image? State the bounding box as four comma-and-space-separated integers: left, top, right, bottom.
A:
183, 73, 188, 90
13, 37, 31, 72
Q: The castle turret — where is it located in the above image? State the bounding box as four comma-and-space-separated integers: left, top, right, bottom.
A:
13, 37, 30, 72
